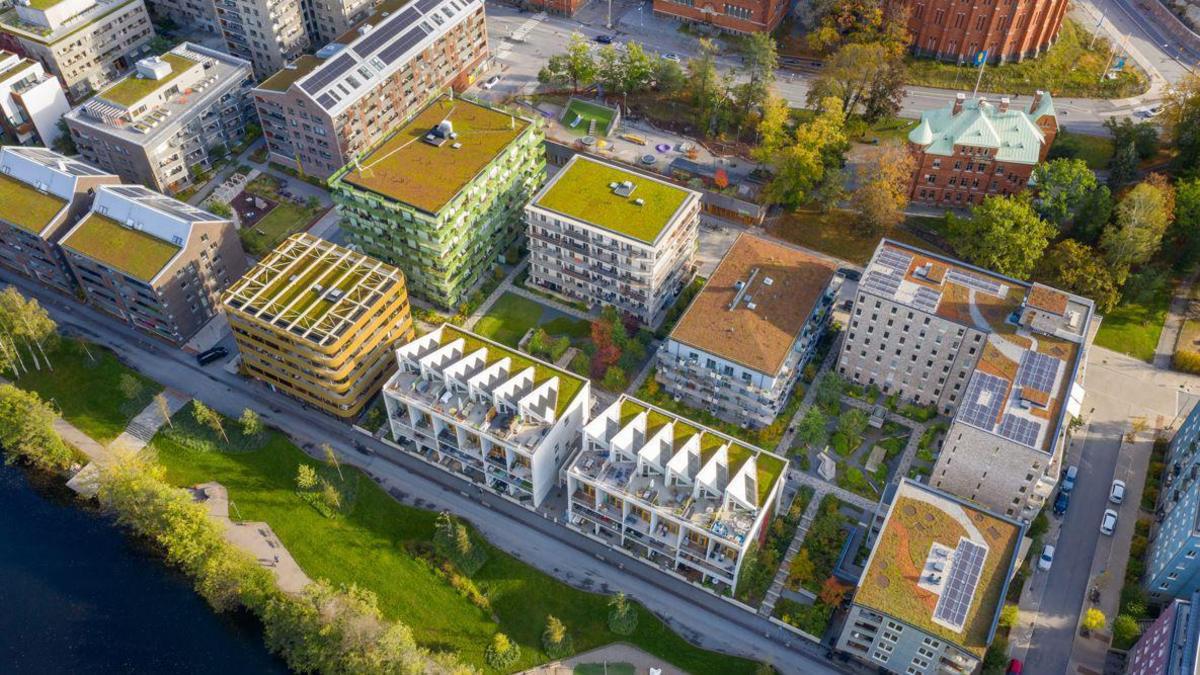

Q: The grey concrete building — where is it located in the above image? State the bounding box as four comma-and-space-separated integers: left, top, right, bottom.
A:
657, 233, 838, 427
213, 0, 309, 77
252, 0, 489, 180
835, 479, 1024, 674
60, 184, 248, 344
144, 0, 218, 33
0, 0, 155, 101
65, 44, 255, 195
525, 154, 700, 326
0, 146, 120, 295
839, 240, 1094, 518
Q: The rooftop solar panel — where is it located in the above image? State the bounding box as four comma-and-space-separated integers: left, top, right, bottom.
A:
317, 93, 337, 109
1017, 351, 1060, 393
299, 53, 356, 95
912, 286, 942, 313
946, 269, 1004, 296
933, 539, 987, 630
876, 247, 913, 272
110, 186, 155, 197
997, 414, 1042, 447
958, 373, 1007, 431
416, 0, 441, 12
377, 27, 426, 65
352, 7, 420, 58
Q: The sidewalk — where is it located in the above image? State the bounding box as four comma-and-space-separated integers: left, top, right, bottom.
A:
1153, 270, 1199, 370
64, 389, 188, 496
521, 641, 686, 675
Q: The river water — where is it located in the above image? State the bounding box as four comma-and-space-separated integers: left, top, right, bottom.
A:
0, 462, 288, 674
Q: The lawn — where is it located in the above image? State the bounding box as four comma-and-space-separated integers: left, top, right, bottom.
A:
1093, 282, 1173, 362
1049, 130, 1115, 170
574, 664, 636, 675
561, 98, 618, 137
767, 208, 951, 266
474, 292, 591, 348
903, 20, 1148, 99
153, 422, 755, 674
238, 175, 326, 256
15, 338, 159, 444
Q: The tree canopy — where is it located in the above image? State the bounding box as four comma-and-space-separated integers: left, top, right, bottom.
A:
1031, 158, 1100, 228
947, 195, 1056, 278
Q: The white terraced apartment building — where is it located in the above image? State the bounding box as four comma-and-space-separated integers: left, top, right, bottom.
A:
525, 155, 701, 326
64, 44, 255, 195
839, 240, 1094, 518
251, 0, 489, 179
565, 395, 789, 591
0, 49, 70, 146
382, 323, 590, 508
0, 0, 155, 101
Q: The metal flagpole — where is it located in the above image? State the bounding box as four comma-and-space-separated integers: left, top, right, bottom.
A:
972, 50, 989, 99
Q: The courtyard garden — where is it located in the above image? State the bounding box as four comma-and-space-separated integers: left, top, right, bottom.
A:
234, 173, 327, 256
734, 486, 814, 606
773, 495, 862, 638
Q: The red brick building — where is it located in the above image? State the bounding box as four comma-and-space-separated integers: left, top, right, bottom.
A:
908, 92, 1058, 207
525, 0, 589, 16
889, 0, 1070, 63
652, 0, 789, 34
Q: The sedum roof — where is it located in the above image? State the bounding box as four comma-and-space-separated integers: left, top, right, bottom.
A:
533, 155, 694, 244
62, 212, 180, 281
0, 172, 67, 234
97, 53, 197, 107
909, 95, 1054, 165
338, 96, 533, 214
256, 54, 324, 93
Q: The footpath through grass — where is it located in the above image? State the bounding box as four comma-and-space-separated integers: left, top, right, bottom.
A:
903, 20, 1147, 99
153, 419, 755, 674
16, 338, 159, 443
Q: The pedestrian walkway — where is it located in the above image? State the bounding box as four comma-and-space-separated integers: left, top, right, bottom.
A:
760, 485, 829, 617
520, 641, 684, 675
837, 395, 931, 489
109, 388, 191, 455
464, 259, 595, 330
1153, 270, 1199, 369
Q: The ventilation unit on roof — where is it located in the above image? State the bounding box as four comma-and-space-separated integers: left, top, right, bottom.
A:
312, 283, 325, 294
326, 288, 344, 301
763, 277, 773, 286
747, 302, 757, 310
284, 63, 297, 70
451, 142, 462, 149
735, 280, 745, 290
633, 198, 644, 206
358, 24, 374, 36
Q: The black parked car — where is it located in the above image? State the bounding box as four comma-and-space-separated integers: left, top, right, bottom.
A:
836, 268, 862, 281
1053, 490, 1070, 515
195, 346, 228, 366
593, 34, 614, 44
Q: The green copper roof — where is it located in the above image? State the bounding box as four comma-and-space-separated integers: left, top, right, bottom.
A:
911, 95, 1053, 165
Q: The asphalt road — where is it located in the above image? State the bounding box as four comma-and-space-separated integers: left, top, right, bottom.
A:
1, 269, 849, 675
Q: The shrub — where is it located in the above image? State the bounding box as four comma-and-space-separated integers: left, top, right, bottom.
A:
434, 511, 487, 575
1112, 614, 1141, 648
608, 592, 638, 635
542, 615, 573, 659
998, 603, 1019, 629
775, 598, 834, 636
1173, 349, 1200, 374
1082, 608, 1106, 633
485, 632, 521, 669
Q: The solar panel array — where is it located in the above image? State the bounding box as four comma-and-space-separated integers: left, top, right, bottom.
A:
298, 53, 356, 95
997, 414, 1042, 447
351, 7, 420, 58
933, 539, 988, 630
876, 247, 914, 273
912, 285, 942, 313
17, 148, 110, 176
861, 247, 913, 302
958, 373, 1007, 430
946, 269, 1004, 296
378, 26, 428, 65
1017, 351, 1060, 393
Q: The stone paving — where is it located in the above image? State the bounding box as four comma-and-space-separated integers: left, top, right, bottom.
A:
520, 641, 685, 675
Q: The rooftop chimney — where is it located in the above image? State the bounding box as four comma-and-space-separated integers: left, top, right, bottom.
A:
999, 97, 1010, 113
952, 92, 966, 116
1030, 90, 1045, 116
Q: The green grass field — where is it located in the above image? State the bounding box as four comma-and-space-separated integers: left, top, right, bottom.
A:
474, 292, 591, 348
1050, 130, 1115, 170
767, 208, 951, 266
16, 338, 159, 443
154, 422, 755, 674
1094, 283, 1173, 362
238, 175, 325, 256
562, 99, 618, 137
903, 20, 1147, 99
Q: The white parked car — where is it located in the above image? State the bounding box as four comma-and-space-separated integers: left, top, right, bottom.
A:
1109, 479, 1126, 505
662, 52, 681, 63
481, 75, 502, 90
1038, 544, 1055, 571
1100, 509, 1119, 536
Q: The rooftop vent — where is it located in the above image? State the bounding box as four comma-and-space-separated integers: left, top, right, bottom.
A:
358, 24, 374, 36
451, 142, 462, 149
734, 280, 745, 290
284, 64, 298, 71
312, 283, 325, 294
763, 277, 773, 286
633, 198, 644, 206
612, 180, 636, 198
135, 56, 173, 81
326, 288, 345, 301
914, 262, 932, 278
747, 302, 757, 310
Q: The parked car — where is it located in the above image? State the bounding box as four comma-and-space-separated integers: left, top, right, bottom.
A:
1062, 464, 1079, 493
482, 75, 502, 89
195, 346, 228, 366
1110, 479, 1126, 504
594, 34, 614, 44
662, 52, 681, 62
1007, 659, 1023, 674
1053, 490, 1070, 515
1037, 544, 1055, 571
836, 268, 862, 281
1100, 508, 1119, 535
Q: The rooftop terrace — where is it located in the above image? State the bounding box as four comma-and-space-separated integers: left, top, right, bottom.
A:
338, 96, 532, 214
0, 172, 67, 234
670, 233, 837, 375
62, 211, 180, 281
96, 53, 196, 107
533, 155, 693, 245
854, 480, 1022, 658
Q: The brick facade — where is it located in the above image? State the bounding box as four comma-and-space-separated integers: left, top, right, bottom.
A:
889, 0, 1070, 63
652, 0, 789, 34
525, 0, 589, 17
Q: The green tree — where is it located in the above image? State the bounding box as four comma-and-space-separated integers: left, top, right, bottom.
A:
485, 632, 521, 669
207, 201, 233, 218
836, 408, 869, 443
757, 92, 791, 149
608, 591, 638, 635
322, 442, 343, 481
617, 42, 656, 108
1034, 240, 1121, 312
191, 401, 228, 443
1163, 71, 1200, 175
1108, 139, 1139, 187
786, 548, 816, 587
543, 614, 573, 658
319, 479, 342, 512
1082, 607, 1107, 633
686, 39, 728, 136
998, 603, 1020, 629
239, 408, 262, 437
1169, 177, 1200, 269
734, 32, 778, 126
0, 384, 72, 470
1112, 614, 1141, 646
1031, 158, 1100, 228
852, 141, 915, 233
295, 464, 318, 491
807, 42, 905, 122
796, 407, 829, 449
52, 119, 76, 154
948, 195, 1055, 278
0, 287, 57, 375
1073, 185, 1114, 244
814, 374, 846, 412
1105, 117, 1159, 161
602, 365, 628, 391
761, 97, 848, 209
1102, 180, 1172, 284
118, 372, 144, 401
538, 33, 596, 92
653, 55, 686, 95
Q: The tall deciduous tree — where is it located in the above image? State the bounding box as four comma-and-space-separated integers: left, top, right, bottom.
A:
192, 401, 228, 443
537, 33, 595, 92
0, 287, 56, 375
239, 408, 262, 437
1169, 177, 1200, 270
1102, 180, 1173, 283
0, 383, 72, 470
1031, 158, 1100, 228
807, 42, 906, 122
1034, 240, 1121, 313
796, 406, 829, 449
851, 141, 915, 233
686, 39, 728, 136
1163, 71, 1200, 175
760, 97, 848, 209
948, 195, 1055, 278
734, 32, 778, 123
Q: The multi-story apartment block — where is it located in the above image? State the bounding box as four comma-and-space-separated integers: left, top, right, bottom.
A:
652, 0, 789, 34
252, 0, 489, 180
839, 240, 1094, 519
835, 479, 1024, 675
213, 0, 309, 77
144, 0, 218, 33
59, 184, 247, 344
0, 49, 69, 146
65, 45, 255, 195
0, 0, 155, 101
223, 233, 414, 418
382, 323, 590, 507
909, 92, 1057, 207
524, 0, 587, 17
656, 233, 837, 428
1146, 401, 1200, 602
889, 0, 1070, 64
1127, 589, 1200, 675
565, 395, 788, 590
0, 146, 119, 294
331, 96, 543, 309
304, 0, 378, 45
525, 155, 700, 326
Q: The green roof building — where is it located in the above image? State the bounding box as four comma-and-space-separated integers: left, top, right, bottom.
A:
330, 96, 545, 310
525, 154, 701, 326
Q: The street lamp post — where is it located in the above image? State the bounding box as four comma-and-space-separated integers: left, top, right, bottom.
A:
606, 0, 612, 30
